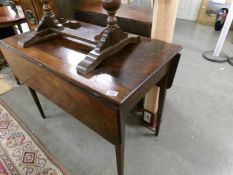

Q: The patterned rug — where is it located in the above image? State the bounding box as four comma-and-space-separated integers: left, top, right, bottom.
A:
0, 100, 70, 175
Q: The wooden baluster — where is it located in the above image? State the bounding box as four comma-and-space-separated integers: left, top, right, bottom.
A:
76, 0, 140, 74
36, 0, 63, 32
95, 0, 127, 52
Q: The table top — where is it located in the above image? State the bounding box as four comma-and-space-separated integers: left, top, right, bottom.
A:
0, 22, 181, 105
0, 5, 25, 25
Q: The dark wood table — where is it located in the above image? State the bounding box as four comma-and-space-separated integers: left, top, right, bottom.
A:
0, 23, 181, 175
0, 5, 25, 68
0, 5, 25, 32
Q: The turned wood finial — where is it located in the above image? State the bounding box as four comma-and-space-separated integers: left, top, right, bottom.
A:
102, 0, 121, 28
41, 0, 53, 15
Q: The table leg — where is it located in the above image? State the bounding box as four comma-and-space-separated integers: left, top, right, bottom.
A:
0, 50, 5, 69
115, 113, 125, 175
28, 87, 46, 119
167, 54, 181, 89
155, 54, 180, 136
17, 24, 23, 34
155, 75, 169, 136
115, 144, 125, 175
13, 75, 20, 85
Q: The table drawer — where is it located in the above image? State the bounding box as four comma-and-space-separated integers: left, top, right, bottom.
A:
1, 48, 121, 145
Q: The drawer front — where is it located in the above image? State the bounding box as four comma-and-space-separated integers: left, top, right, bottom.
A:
1, 48, 121, 145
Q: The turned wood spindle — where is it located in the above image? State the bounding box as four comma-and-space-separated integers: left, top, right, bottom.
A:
94, 0, 127, 52
34, 0, 63, 31
76, 0, 139, 74
41, 0, 51, 14
42, 0, 53, 16
102, 0, 121, 28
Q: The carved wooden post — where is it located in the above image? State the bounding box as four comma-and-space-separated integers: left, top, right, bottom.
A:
95, 0, 127, 51
42, 0, 51, 15
102, 0, 121, 27
36, 0, 63, 31
144, 0, 179, 135
76, 0, 140, 74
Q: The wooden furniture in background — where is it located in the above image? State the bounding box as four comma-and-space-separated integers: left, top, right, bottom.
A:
143, 0, 180, 134
19, 0, 81, 31
0, 5, 25, 32
19, 0, 57, 30
0, 5, 25, 68
0, 21, 181, 175
75, 2, 153, 37
19, 0, 152, 37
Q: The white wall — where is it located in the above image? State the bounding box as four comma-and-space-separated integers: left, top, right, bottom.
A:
177, 0, 202, 21
189, 0, 202, 20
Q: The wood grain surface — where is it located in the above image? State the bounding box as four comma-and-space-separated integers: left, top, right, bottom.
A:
0, 23, 181, 106
0, 5, 25, 27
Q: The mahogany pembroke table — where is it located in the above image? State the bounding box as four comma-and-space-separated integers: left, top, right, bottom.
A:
0, 22, 181, 175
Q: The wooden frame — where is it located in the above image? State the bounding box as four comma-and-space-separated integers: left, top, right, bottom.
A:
197, 0, 233, 29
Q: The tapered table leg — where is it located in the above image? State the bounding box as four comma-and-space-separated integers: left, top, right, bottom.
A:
155, 54, 180, 136
28, 87, 46, 119
115, 144, 124, 175
13, 75, 20, 85
155, 75, 169, 136
229, 57, 233, 66
115, 112, 125, 175
17, 24, 23, 34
